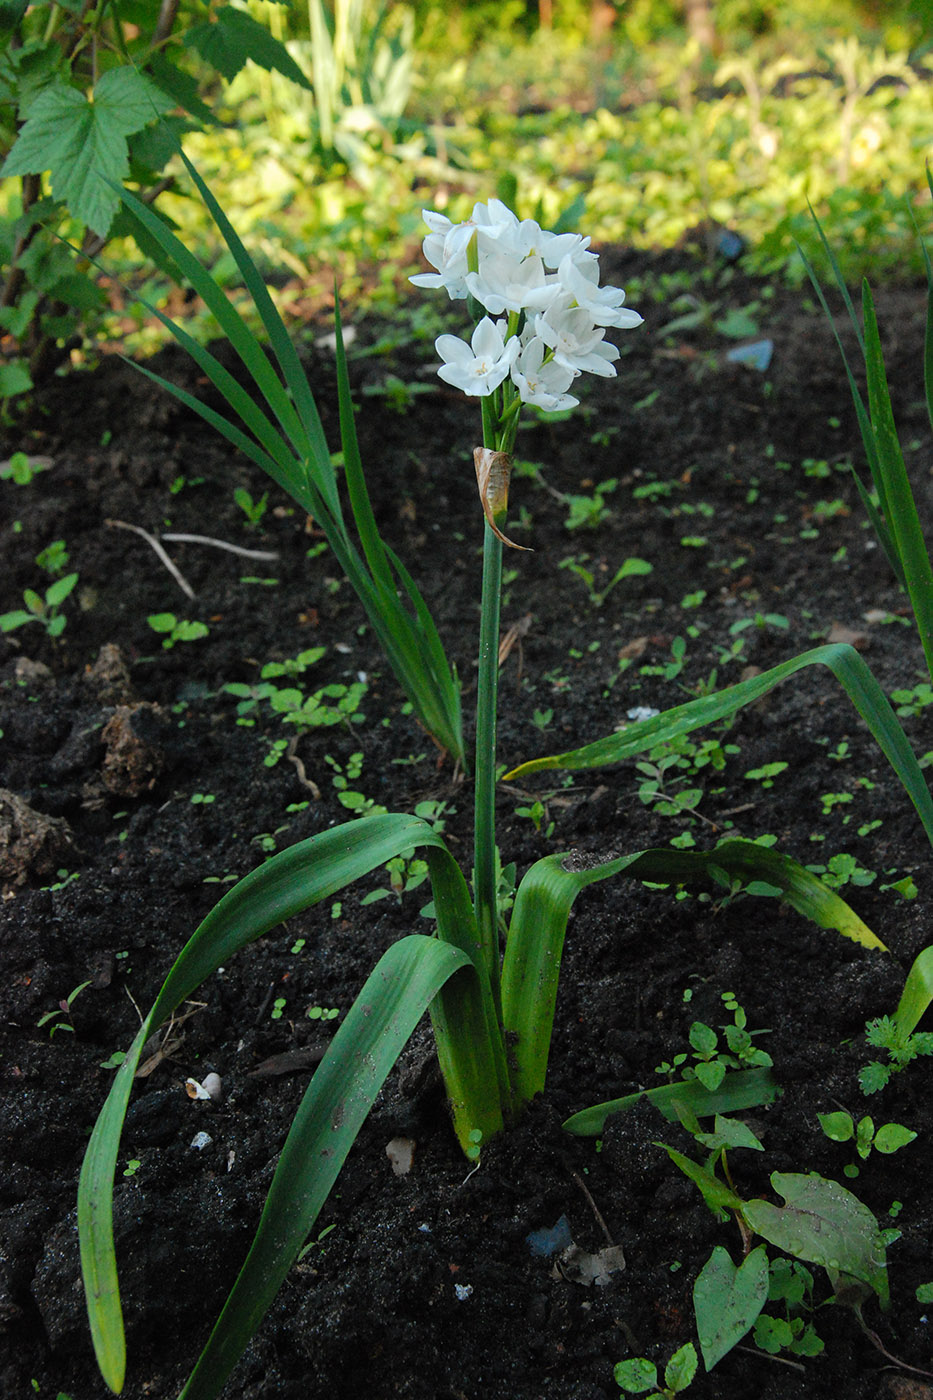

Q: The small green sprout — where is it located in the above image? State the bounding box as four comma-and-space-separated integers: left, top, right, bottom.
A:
1, 571, 79, 638
233, 486, 269, 527
1, 451, 51, 484
859, 1015, 933, 1094
818, 1110, 917, 1177
37, 980, 92, 1036
615, 1343, 697, 1396
147, 614, 210, 649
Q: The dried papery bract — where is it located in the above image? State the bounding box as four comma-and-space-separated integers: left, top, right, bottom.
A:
473, 447, 531, 551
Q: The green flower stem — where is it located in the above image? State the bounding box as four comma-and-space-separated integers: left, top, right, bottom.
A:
474, 516, 504, 1000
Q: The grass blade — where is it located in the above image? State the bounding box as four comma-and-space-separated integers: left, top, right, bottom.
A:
79, 813, 466, 1393
178, 935, 470, 1400
502, 839, 884, 1106
502, 643, 933, 852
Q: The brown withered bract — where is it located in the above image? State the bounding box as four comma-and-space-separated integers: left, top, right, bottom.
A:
473, 447, 532, 551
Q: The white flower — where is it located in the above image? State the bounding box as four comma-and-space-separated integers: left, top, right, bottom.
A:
464, 250, 550, 316
555, 253, 644, 329
409, 210, 470, 300
510, 336, 579, 411
534, 295, 621, 377
435, 318, 519, 397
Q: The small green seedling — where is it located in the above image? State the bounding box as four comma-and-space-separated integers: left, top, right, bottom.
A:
859, 1015, 933, 1094
753, 1259, 824, 1358
514, 799, 554, 838
1, 572, 79, 638
615, 1343, 697, 1396
37, 980, 92, 1037
558, 552, 652, 608
233, 486, 269, 527
361, 374, 434, 414
147, 614, 210, 649
563, 477, 618, 530
307, 1005, 340, 1021
35, 539, 69, 575
0, 451, 51, 484
819, 1110, 917, 1176
657, 994, 772, 1092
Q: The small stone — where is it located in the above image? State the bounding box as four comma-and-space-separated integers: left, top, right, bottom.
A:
385, 1136, 416, 1176
189, 1131, 212, 1151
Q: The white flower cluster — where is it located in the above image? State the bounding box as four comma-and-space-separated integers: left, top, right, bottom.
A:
411, 199, 643, 411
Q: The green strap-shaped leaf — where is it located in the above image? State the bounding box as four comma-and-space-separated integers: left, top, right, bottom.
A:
502, 643, 933, 852
562, 1067, 780, 1137
172, 148, 336, 517
893, 944, 933, 1040
177, 936, 469, 1400
502, 838, 882, 1108
78, 814, 475, 1394
422, 846, 510, 1146
114, 186, 314, 467
862, 280, 933, 680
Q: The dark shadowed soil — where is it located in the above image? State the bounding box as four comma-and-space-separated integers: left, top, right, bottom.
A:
2, 249, 932, 1400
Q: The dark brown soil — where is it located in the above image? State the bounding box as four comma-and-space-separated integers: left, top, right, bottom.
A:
2, 249, 932, 1400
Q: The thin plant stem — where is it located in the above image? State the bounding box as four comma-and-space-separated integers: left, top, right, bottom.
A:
474, 518, 503, 1001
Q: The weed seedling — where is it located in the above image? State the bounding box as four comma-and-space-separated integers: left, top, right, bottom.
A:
147, 614, 210, 649
818, 1110, 916, 1177
859, 1015, 933, 1094
1, 571, 79, 638
615, 1343, 697, 1396
233, 487, 269, 528
37, 980, 91, 1037
0, 451, 51, 484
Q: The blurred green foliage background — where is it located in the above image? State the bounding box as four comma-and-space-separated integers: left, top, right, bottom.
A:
2, 0, 932, 379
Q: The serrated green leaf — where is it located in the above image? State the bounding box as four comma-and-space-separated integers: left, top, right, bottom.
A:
743, 1172, 889, 1308
2, 70, 171, 234
185, 6, 312, 89
694, 1245, 769, 1370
